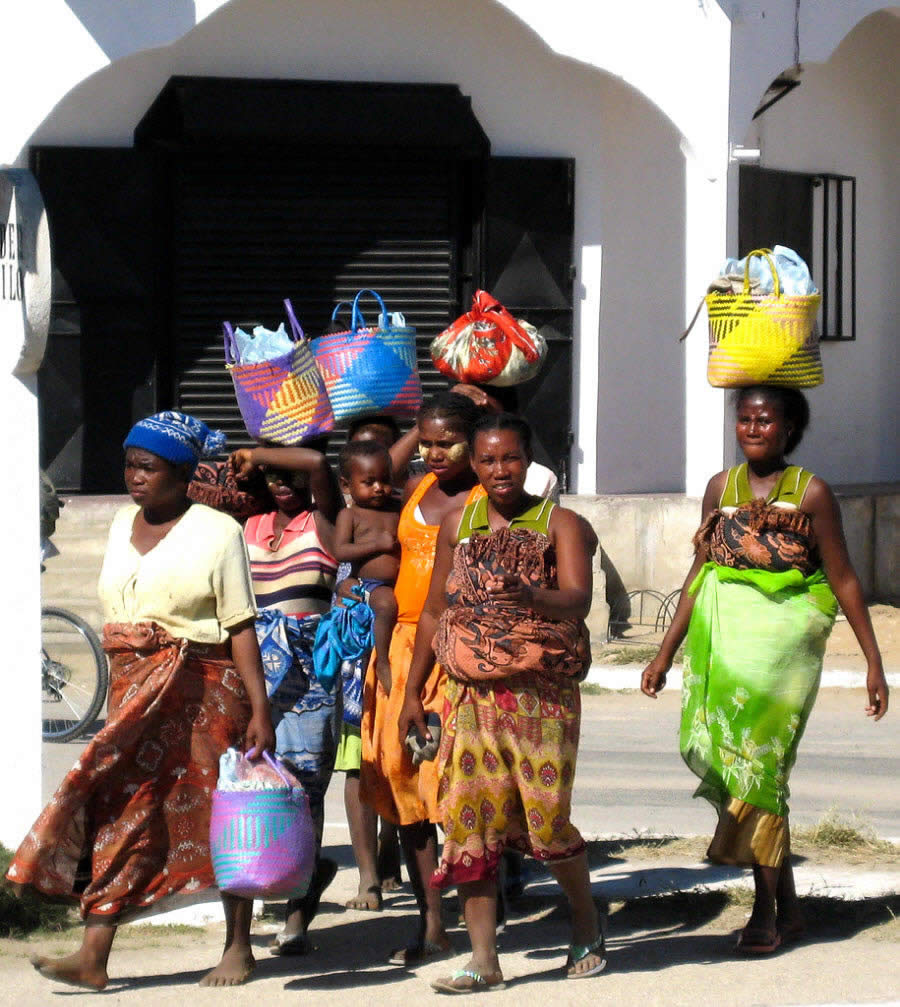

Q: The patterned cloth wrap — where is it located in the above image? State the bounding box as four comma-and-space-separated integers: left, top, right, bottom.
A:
254, 608, 340, 841
124, 410, 226, 468
431, 525, 589, 889
5, 622, 250, 920
313, 587, 374, 728
693, 496, 821, 576
681, 494, 837, 867
434, 526, 591, 684
188, 456, 272, 522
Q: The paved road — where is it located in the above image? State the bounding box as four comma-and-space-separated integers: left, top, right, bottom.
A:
42, 688, 900, 839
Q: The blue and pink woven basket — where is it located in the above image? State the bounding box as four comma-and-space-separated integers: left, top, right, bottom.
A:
209, 753, 316, 900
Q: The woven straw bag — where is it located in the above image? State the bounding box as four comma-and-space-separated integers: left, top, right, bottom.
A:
225, 299, 334, 444
704, 249, 823, 388
312, 289, 423, 423
210, 753, 316, 900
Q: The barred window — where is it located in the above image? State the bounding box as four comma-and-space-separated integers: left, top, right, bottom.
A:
739, 166, 856, 341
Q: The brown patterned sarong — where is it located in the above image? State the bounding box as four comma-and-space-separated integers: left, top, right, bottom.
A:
694, 497, 820, 575
434, 527, 591, 684
5, 622, 250, 920
431, 527, 589, 888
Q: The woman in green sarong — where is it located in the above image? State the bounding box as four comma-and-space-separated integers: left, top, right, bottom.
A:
642, 385, 889, 954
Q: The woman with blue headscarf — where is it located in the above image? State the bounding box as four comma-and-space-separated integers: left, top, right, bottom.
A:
6, 412, 275, 990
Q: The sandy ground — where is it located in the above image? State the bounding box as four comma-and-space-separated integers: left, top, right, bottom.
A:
1, 852, 898, 1007
6, 607, 897, 1004
827, 605, 900, 672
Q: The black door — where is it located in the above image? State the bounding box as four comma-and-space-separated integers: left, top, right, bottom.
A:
31, 84, 576, 490
168, 149, 465, 451
483, 157, 575, 489
31, 147, 158, 492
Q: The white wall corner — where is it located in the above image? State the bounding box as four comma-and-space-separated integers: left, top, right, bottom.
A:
573, 244, 602, 495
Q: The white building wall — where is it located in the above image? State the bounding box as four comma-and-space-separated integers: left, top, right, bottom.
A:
737, 11, 900, 486
24, 0, 703, 493
4, 0, 889, 859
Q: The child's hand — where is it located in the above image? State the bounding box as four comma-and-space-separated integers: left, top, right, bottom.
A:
369, 529, 398, 554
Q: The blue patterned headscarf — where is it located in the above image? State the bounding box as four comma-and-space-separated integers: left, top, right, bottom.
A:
123, 411, 226, 469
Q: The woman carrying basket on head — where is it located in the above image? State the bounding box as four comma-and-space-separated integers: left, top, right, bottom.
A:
228, 439, 344, 955
641, 386, 889, 954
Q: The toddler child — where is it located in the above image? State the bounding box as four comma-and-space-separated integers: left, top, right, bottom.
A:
333, 441, 402, 694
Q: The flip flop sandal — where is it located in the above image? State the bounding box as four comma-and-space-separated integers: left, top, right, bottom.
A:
388, 939, 453, 967
566, 935, 608, 979
431, 969, 507, 994
735, 927, 782, 955
268, 932, 311, 956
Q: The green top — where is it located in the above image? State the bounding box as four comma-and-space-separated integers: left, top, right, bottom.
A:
457, 494, 555, 542
720, 463, 814, 509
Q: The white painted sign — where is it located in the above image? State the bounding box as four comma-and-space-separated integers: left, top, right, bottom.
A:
0, 169, 51, 376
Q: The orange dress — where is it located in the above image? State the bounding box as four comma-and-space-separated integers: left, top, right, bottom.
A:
360, 473, 484, 825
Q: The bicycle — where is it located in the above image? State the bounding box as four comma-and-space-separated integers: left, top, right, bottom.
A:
41, 606, 109, 742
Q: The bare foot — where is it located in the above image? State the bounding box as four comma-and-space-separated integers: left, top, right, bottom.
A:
199, 946, 256, 986
345, 884, 382, 911
377, 824, 402, 889
31, 953, 108, 990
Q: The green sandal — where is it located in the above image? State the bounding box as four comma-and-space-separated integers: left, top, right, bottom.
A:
431, 968, 507, 994
566, 935, 608, 979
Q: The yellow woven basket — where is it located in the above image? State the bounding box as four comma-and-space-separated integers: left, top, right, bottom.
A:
705, 248, 823, 388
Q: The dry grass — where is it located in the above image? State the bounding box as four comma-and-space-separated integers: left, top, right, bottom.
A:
586, 835, 710, 864
792, 809, 900, 862
0, 846, 75, 938
594, 643, 685, 665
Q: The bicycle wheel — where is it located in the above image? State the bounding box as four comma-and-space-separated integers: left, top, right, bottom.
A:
41, 607, 109, 742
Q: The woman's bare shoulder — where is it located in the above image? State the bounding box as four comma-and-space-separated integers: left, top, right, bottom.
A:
548, 504, 597, 554
440, 503, 468, 548
402, 472, 426, 503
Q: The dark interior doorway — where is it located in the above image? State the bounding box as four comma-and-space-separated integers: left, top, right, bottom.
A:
34, 78, 575, 491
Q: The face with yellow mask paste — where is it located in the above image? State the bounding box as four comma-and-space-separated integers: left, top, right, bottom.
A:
417, 417, 470, 478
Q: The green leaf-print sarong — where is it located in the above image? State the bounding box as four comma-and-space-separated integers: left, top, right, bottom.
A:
680, 562, 837, 819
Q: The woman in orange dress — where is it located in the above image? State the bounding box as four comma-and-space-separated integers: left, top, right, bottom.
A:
360, 392, 485, 964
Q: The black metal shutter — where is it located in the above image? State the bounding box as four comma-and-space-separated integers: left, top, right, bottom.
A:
483, 157, 575, 489
739, 166, 814, 268
170, 150, 461, 456
31, 147, 158, 492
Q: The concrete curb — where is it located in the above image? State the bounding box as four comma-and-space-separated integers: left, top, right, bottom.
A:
585, 664, 900, 690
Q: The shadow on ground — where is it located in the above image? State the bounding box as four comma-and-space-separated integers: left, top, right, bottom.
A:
79, 884, 899, 992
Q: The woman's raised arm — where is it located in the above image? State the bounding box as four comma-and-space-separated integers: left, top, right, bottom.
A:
231, 445, 341, 522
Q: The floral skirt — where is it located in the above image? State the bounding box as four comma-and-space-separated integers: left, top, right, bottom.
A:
431, 672, 585, 889
681, 563, 836, 867
5, 623, 250, 920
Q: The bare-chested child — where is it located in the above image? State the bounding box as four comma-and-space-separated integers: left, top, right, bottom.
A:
334, 441, 402, 695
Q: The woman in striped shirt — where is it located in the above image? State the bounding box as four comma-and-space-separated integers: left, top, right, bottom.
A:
231, 442, 343, 955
